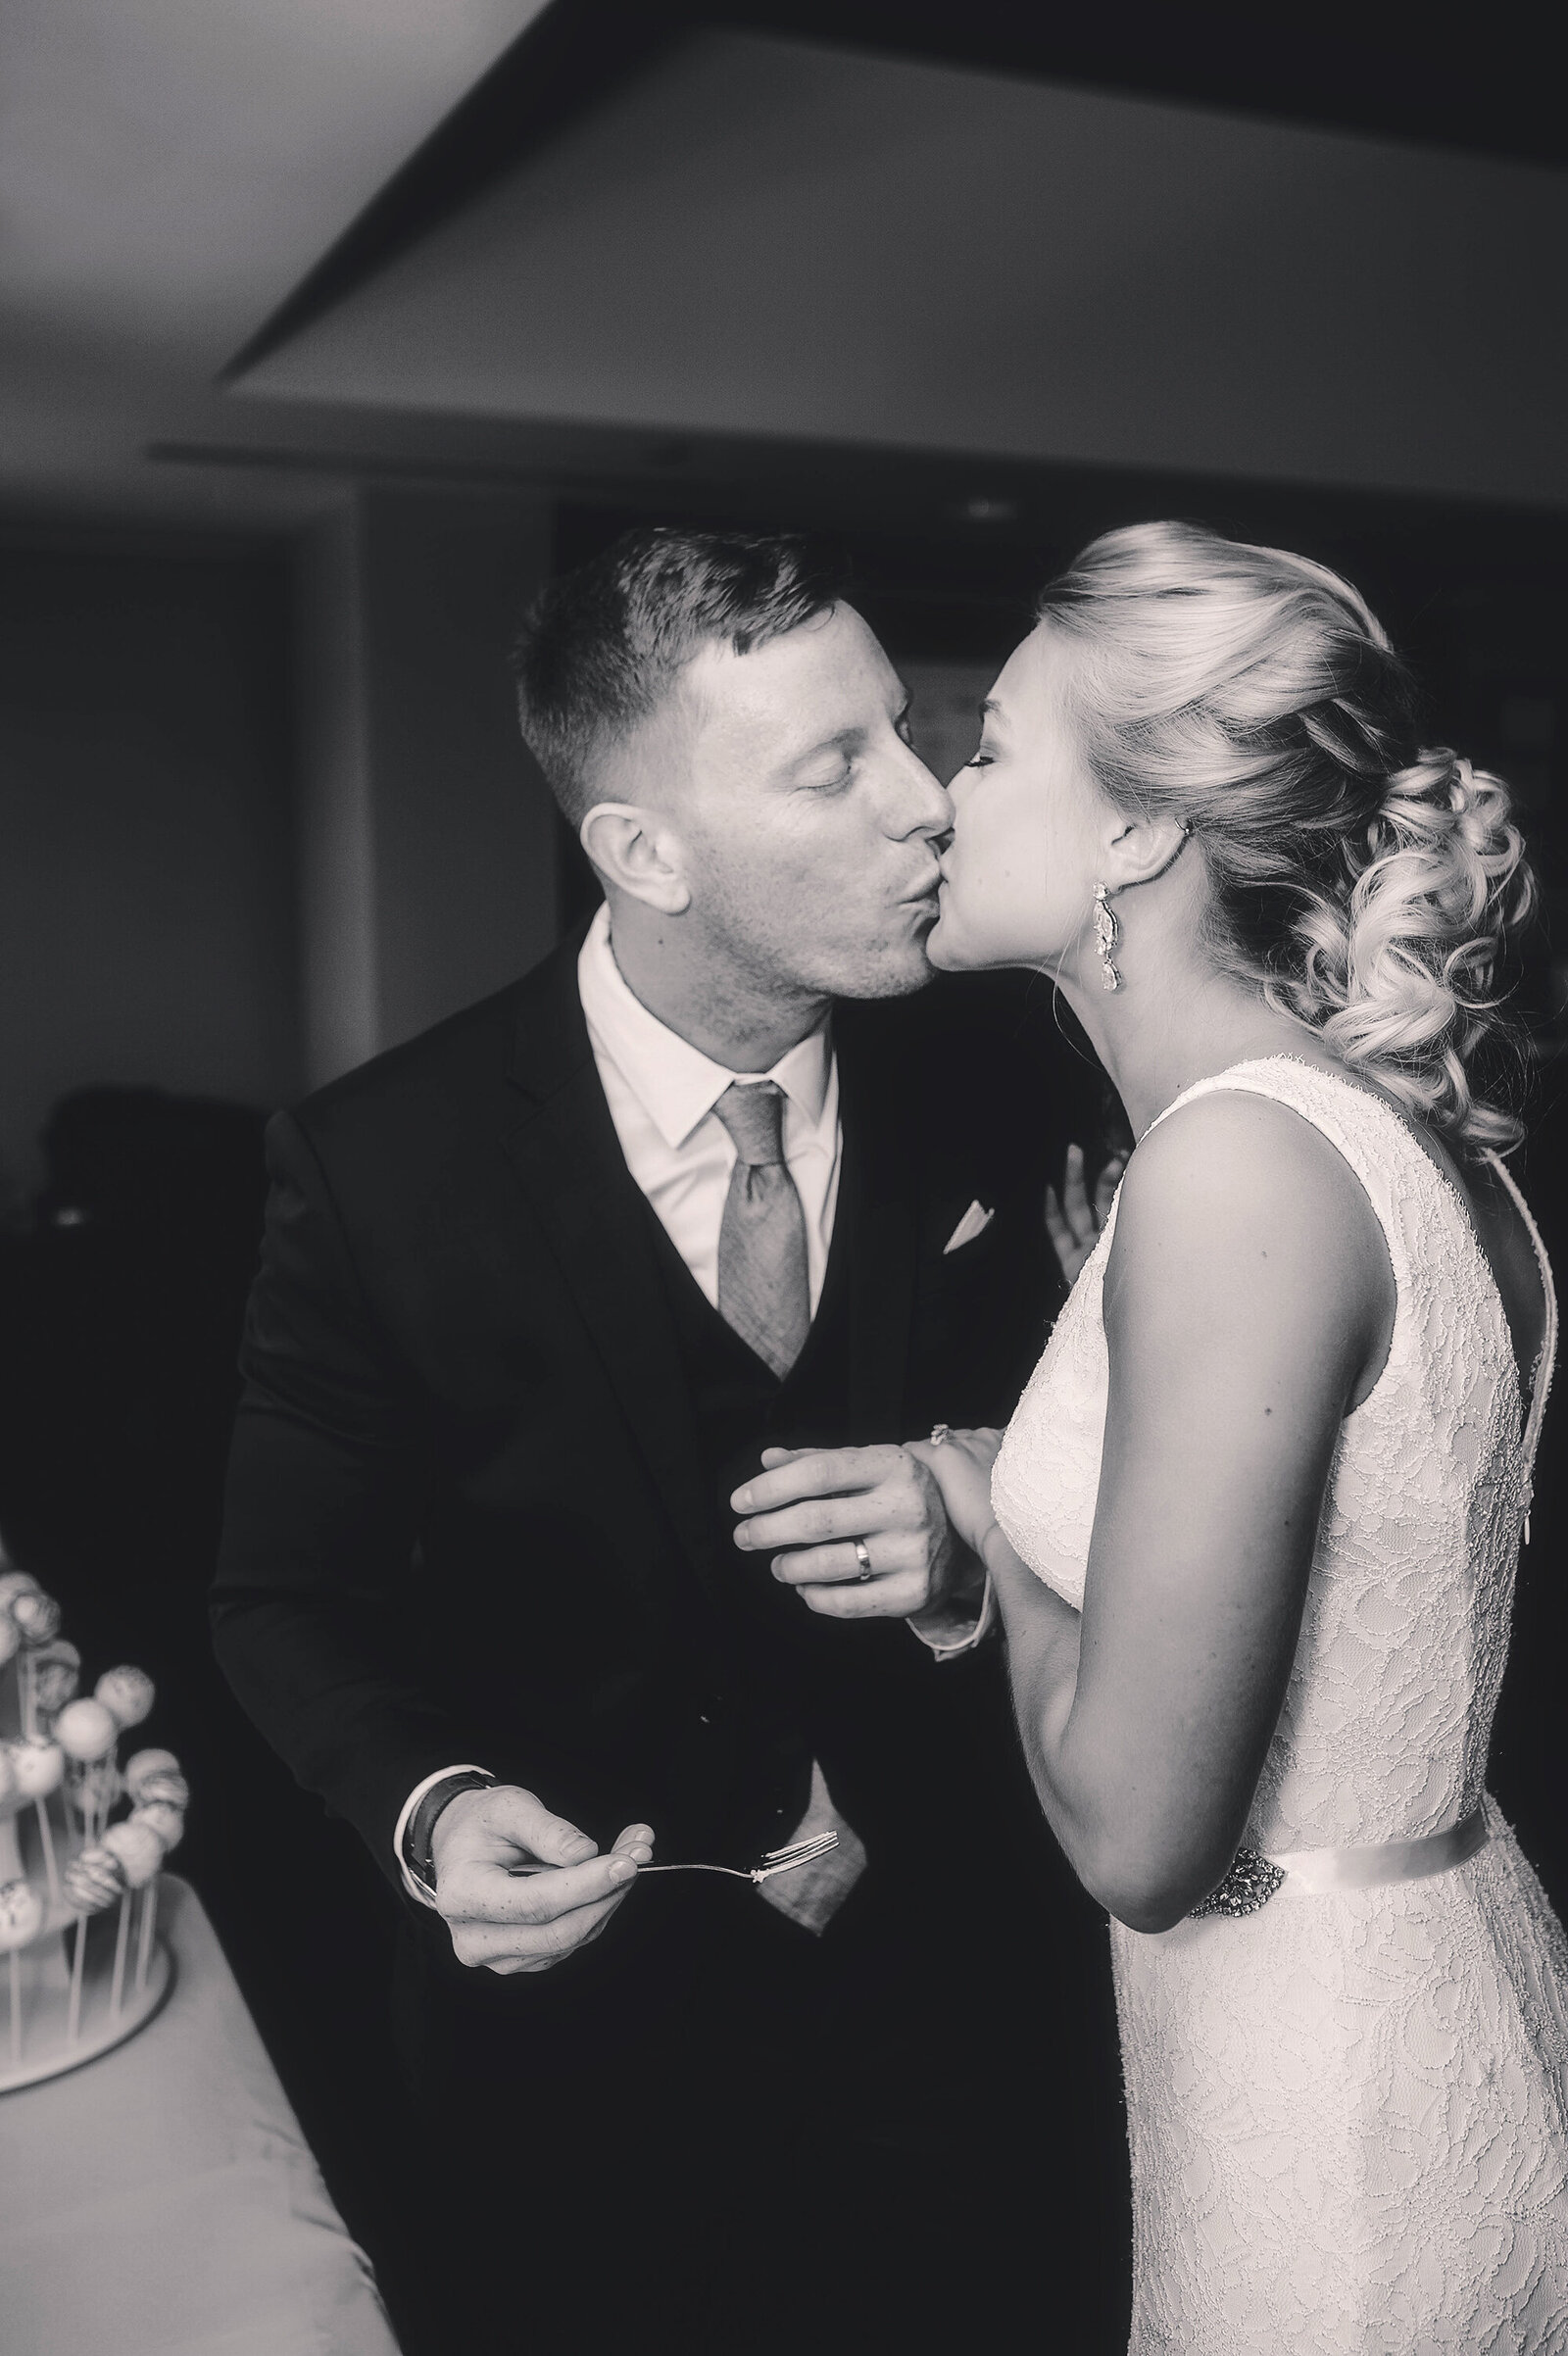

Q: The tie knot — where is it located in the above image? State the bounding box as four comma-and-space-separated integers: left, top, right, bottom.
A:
713, 1080, 787, 1167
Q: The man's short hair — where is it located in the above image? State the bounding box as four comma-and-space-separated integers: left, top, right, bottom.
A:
511, 526, 849, 824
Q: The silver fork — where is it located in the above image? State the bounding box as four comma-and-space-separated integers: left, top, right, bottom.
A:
635, 1831, 840, 1885
504, 1830, 840, 1883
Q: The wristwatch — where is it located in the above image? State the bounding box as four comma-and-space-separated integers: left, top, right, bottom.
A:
403, 1769, 496, 1901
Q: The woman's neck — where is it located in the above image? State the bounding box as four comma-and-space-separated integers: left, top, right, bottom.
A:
1059, 959, 1320, 1141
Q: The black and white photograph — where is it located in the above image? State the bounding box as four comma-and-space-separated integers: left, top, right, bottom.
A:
1, 7, 1565, 2352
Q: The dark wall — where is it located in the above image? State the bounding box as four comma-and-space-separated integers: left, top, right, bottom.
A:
0, 528, 302, 1200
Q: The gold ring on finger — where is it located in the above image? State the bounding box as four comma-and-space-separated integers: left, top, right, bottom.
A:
854, 1541, 874, 1583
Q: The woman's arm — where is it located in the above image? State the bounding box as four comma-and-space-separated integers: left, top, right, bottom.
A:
979, 1092, 1394, 1932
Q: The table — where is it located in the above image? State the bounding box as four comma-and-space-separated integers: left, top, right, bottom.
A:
0, 1876, 402, 2356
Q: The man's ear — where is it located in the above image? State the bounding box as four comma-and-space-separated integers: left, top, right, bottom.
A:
1102, 812, 1191, 892
579, 804, 692, 914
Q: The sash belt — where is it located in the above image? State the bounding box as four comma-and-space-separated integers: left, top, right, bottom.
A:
1191, 1805, 1491, 1918
1269, 1804, 1490, 1894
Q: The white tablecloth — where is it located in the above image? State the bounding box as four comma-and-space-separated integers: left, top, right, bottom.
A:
0, 1875, 401, 2356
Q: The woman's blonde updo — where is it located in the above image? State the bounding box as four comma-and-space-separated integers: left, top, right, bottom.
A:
1036, 521, 1537, 1153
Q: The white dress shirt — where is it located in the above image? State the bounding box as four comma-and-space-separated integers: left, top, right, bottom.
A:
576, 901, 842, 1310
395, 906, 984, 1907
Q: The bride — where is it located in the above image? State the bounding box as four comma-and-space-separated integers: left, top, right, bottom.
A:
907, 523, 1568, 2349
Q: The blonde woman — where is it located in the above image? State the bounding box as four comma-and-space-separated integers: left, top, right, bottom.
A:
741, 524, 1566, 2348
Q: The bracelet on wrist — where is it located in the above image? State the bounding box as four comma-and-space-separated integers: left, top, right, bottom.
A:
405, 1769, 496, 1897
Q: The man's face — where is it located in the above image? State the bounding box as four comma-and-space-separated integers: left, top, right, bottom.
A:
636, 604, 955, 1001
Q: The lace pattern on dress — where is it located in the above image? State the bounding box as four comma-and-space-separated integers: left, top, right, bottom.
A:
992, 1055, 1567, 2352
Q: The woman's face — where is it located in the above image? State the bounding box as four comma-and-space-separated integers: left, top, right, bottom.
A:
927, 623, 1116, 977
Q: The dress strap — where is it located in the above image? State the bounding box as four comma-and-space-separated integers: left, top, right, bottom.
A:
1483, 1149, 1559, 1467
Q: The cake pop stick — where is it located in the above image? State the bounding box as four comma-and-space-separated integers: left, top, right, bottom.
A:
68, 1758, 122, 1843
10, 1737, 64, 1906
135, 1876, 158, 1993
55, 1698, 118, 1841
62, 1843, 125, 2042
108, 1890, 130, 2019
67, 1918, 84, 2043
0, 1880, 42, 2068
101, 1821, 162, 2021
0, 1878, 43, 1944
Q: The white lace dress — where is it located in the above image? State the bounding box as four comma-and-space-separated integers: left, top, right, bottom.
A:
991, 1057, 1568, 2353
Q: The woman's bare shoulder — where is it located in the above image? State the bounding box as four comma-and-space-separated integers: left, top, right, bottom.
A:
1108, 1087, 1391, 1322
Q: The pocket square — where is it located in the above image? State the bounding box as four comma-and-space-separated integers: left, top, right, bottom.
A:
943, 1200, 995, 1253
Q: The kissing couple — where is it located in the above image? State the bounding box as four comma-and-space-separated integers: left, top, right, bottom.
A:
214, 522, 1566, 2355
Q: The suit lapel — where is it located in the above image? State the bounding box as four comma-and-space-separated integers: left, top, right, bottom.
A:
498, 950, 727, 1605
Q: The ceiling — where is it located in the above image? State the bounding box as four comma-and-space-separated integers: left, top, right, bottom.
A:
0, 0, 547, 528
2, 0, 1565, 532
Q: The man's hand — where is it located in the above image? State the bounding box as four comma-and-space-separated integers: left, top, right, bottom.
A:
906, 1427, 1005, 1560
730, 1443, 980, 1622
1044, 1143, 1126, 1288
429, 1785, 653, 1975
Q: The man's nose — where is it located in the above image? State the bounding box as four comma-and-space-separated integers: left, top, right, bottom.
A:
888, 743, 956, 840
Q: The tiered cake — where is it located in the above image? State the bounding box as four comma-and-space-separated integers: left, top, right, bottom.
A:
0, 1559, 186, 2091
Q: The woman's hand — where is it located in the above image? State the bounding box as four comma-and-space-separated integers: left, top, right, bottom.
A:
1045, 1144, 1126, 1288
905, 1426, 1005, 1560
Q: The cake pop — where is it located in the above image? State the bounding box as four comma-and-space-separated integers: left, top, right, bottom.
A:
95, 1666, 154, 1730
0, 1878, 42, 1948
28, 1640, 79, 1720
54, 1697, 118, 1762
125, 1753, 188, 1813
7, 1736, 64, 1799
130, 1799, 183, 1852
102, 1820, 163, 1890
122, 1747, 181, 1802
0, 1570, 41, 1614
11, 1589, 62, 1644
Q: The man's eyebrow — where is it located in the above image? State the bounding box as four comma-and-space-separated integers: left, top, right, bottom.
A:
786, 723, 864, 765
980, 698, 1004, 719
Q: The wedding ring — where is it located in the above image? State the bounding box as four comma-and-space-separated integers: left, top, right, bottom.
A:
854, 1541, 874, 1582
929, 1423, 951, 1446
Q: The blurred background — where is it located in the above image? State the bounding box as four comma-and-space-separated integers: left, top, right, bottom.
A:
2, 0, 1564, 2324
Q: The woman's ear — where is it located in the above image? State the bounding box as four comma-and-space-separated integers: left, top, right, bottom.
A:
579, 804, 692, 914
1102, 812, 1192, 892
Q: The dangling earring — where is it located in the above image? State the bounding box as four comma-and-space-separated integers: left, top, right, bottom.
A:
1093, 882, 1122, 991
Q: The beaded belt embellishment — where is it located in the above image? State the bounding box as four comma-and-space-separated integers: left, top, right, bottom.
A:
1189, 1806, 1491, 1920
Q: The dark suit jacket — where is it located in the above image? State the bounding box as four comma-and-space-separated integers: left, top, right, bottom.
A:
211, 935, 1094, 1918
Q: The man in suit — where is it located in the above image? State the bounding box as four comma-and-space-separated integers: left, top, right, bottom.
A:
212, 529, 1124, 2353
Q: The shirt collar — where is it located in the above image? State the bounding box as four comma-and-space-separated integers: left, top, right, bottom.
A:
578, 902, 832, 1151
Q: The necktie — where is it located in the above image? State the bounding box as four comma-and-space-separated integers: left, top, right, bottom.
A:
711, 1081, 810, 1380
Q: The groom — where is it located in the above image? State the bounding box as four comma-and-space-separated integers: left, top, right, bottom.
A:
212, 529, 1123, 2352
